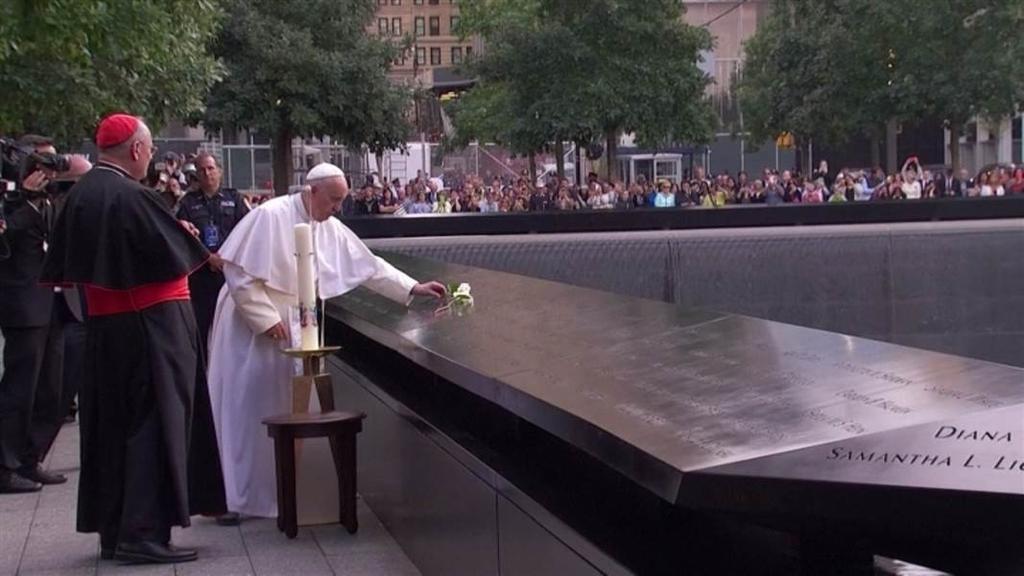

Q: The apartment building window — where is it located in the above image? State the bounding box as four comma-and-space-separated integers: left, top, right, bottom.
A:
429, 16, 440, 36
415, 47, 426, 66
428, 0, 439, 5
450, 15, 460, 33
378, 0, 387, 5
414, 17, 425, 36
391, 18, 402, 35
450, 47, 463, 65
377, 18, 389, 35
430, 47, 441, 65
391, 0, 401, 4
414, 0, 423, 5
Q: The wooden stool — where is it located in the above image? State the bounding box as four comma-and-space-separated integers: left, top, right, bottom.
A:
263, 411, 366, 538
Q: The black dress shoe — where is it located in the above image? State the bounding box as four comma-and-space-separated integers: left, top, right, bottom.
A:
0, 472, 42, 494
114, 541, 197, 564
18, 466, 67, 485
215, 512, 241, 526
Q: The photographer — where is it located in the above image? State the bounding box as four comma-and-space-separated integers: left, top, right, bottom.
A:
0, 135, 88, 493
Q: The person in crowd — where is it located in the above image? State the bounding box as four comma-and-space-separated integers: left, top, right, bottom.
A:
977, 172, 993, 197
588, 181, 616, 209
42, 113, 208, 564
529, 183, 550, 211
174, 152, 249, 525
901, 157, 923, 200
554, 186, 577, 210
802, 179, 825, 203
379, 186, 399, 214
479, 190, 499, 213
953, 168, 972, 197
206, 162, 445, 522
615, 184, 632, 209
812, 160, 833, 191
764, 172, 785, 205
990, 172, 1006, 197
408, 191, 433, 214
626, 183, 644, 208
690, 166, 712, 206
354, 183, 380, 215
434, 190, 453, 213
828, 183, 848, 203
781, 170, 801, 203
653, 180, 675, 208
748, 179, 766, 203
934, 169, 953, 198
1009, 168, 1024, 195
674, 181, 691, 207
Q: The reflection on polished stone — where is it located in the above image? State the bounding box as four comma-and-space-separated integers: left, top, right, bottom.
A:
327, 252, 1024, 573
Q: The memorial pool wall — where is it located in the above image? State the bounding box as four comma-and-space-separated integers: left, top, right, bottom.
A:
366, 219, 1024, 368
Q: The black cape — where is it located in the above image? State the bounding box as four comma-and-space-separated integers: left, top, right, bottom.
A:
42, 163, 225, 534
41, 163, 209, 289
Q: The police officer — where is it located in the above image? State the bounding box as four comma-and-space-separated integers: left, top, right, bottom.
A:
175, 152, 248, 358
174, 151, 247, 523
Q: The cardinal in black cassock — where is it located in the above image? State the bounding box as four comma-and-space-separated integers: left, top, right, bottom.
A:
41, 114, 224, 565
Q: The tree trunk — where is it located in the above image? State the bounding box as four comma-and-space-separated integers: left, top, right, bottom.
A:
554, 141, 565, 181
605, 131, 618, 181
375, 151, 385, 182
575, 141, 583, 185
885, 118, 899, 174
949, 122, 962, 173
272, 127, 293, 196
528, 152, 537, 185
869, 131, 881, 168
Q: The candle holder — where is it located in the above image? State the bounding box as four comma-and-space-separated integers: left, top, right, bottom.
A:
281, 346, 342, 413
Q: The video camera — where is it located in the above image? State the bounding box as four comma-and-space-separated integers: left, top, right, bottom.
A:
1, 137, 73, 197
0, 137, 74, 242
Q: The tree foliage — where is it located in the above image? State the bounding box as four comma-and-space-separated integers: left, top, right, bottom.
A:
203, 0, 411, 193
0, 0, 223, 146
454, 0, 714, 176
738, 0, 1024, 169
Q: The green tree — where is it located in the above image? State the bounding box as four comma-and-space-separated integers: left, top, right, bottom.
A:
203, 0, 411, 195
738, 0, 903, 168
455, 0, 714, 180
894, 1, 1024, 171
0, 0, 222, 146
739, 0, 1024, 172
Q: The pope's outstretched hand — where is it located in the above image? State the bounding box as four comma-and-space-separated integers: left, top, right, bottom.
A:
411, 281, 447, 299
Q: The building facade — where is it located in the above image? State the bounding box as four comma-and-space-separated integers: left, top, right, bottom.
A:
372, 0, 480, 88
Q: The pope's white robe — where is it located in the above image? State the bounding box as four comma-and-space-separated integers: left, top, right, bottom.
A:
207, 193, 417, 518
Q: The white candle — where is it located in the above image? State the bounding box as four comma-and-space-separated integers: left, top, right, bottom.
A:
294, 223, 319, 350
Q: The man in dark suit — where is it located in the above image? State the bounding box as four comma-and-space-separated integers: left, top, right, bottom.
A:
0, 136, 82, 493
934, 169, 954, 198
949, 168, 972, 197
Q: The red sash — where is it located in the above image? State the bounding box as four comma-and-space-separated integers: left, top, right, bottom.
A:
84, 277, 190, 316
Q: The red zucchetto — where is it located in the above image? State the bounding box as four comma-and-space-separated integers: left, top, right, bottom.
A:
95, 113, 140, 149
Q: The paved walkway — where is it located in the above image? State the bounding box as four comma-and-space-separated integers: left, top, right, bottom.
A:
1, 422, 421, 576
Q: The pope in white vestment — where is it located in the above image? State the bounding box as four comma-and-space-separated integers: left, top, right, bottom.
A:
207, 163, 445, 518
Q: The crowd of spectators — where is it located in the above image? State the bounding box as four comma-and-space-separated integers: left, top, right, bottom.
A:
339, 159, 1024, 217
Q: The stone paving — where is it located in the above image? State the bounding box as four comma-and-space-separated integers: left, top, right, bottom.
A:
1, 423, 421, 576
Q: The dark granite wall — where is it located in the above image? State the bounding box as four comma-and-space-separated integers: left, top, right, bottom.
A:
366, 220, 1024, 368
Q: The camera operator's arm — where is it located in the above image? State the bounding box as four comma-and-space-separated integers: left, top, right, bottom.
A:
21, 171, 50, 196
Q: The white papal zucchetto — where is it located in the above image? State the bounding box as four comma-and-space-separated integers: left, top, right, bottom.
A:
305, 162, 346, 183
